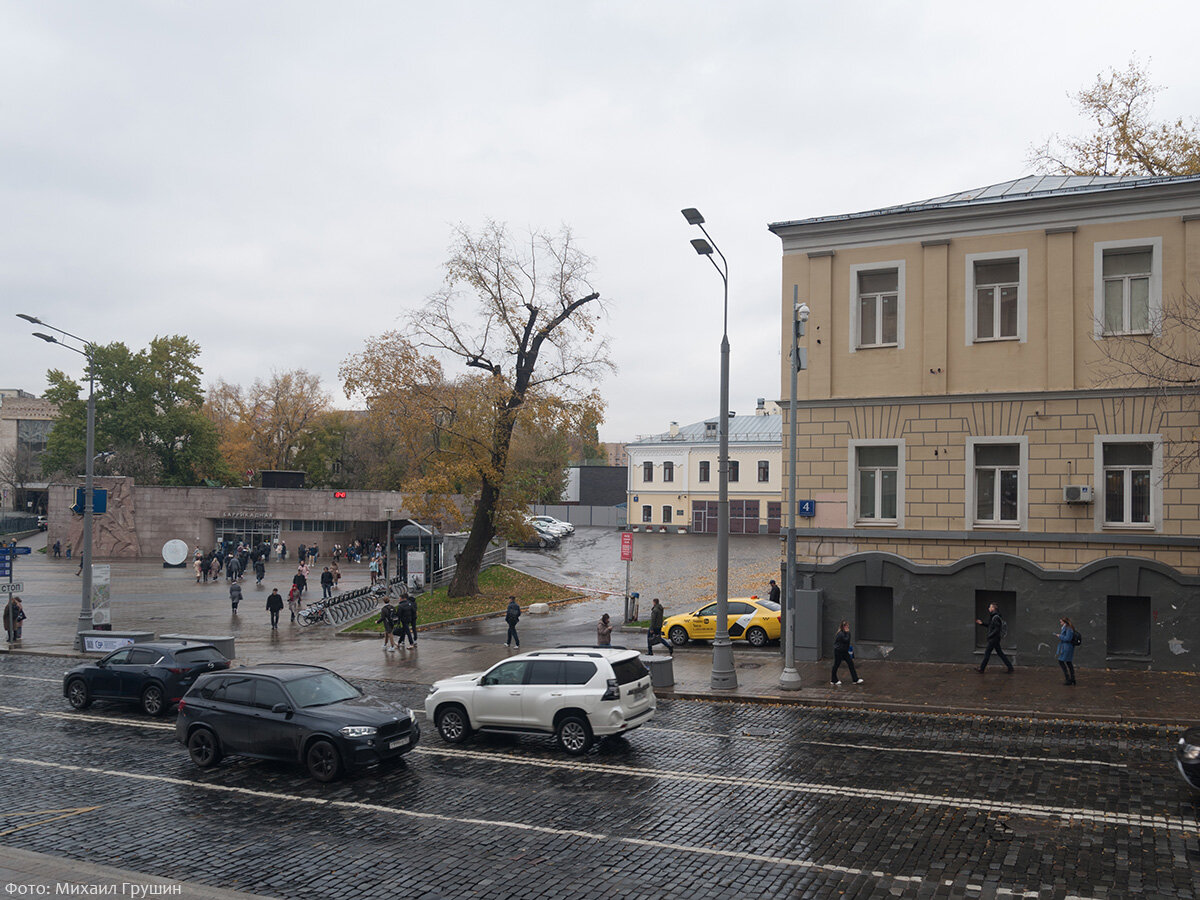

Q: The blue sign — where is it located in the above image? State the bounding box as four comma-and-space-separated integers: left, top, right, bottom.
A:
0, 566, 11, 576
798, 500, 817, 518
71, 488, 108, 515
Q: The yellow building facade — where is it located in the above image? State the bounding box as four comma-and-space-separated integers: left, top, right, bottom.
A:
770, 175, 1200, 669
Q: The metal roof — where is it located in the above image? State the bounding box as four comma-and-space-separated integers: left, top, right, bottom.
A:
629, 414, 782, 446
769, 173, 1200, 231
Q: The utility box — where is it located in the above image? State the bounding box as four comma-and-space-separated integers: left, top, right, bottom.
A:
642, 655, 674, 689
160, 634, 236, 661
791, 589, 821, 661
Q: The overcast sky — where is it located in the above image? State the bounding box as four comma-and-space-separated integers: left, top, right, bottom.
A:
3, 1, 1199, 443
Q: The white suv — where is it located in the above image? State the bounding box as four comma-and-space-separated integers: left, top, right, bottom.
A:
425, 647, 656, 755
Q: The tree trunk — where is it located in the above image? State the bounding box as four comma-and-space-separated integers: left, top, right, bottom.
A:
448, 479, 500, 597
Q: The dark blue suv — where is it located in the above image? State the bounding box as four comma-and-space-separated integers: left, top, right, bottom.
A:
63, 641, 230, 716
176, 664, 420, 782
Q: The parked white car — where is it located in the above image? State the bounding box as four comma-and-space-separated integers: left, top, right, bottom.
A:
426, 647, 655, 754
529, 515, 574, 536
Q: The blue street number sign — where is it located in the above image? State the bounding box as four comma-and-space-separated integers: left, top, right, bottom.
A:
798, 500, 816, 518
71, 488, 108, 515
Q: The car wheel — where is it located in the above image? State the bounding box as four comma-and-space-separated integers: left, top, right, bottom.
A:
187, 728, 222, 768
555, 714, 593, 755
306, 739, 342, 783
141, 683, 167, 716
668, 625, 689, 647
435, 705, 472, 744
66, 678, 92, 710
746, 626, 768, 648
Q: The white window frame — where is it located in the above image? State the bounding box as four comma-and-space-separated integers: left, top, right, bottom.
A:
698, 460, 710, 483
757, 460, 770, 483
642, 461, 653, 483
641, 505, 652, 523
662, 461, 674, 483
964, 436, 1028, 530
964, 250, 1027, 344
1093, 238, 1162, 338
847, 439, 905, 527
849, 261, 905, 353
1094, 434, 1162, 530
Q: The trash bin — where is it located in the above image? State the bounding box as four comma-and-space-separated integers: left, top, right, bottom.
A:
642, 654, 674, 689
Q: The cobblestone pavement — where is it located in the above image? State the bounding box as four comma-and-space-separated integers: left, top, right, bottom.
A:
1, 655, 1197, 899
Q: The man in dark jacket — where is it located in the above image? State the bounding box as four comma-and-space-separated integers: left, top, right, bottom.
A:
229, 581, 242, 614
380, 598, 398, 652
396, 595, 417, 648
505, 597, 521, 649
647, 597, 673, 656
266, 589, 284, 629
975, 602, 1014, 673
767, 579, 781, 606
320, 567, 334, 599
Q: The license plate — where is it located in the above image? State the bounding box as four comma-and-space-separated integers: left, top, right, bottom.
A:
631, 687, 646, 698
388, 736, 410, 750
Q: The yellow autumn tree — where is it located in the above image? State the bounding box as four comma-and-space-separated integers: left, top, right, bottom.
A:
341, 222, 611, 597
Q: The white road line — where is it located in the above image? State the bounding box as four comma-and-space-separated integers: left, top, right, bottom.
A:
413, 745, 1196, 835
0, 755, 1107, 899
0, 706, 174, 730
0, 675, 62, 683
644, 725, 1129, 768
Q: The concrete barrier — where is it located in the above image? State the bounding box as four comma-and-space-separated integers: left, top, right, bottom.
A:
527, 602, 550, 615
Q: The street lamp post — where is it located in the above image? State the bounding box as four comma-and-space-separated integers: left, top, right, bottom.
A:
780, 295, 809, 690
18, 314, 96, 651
681, 208, 736, 691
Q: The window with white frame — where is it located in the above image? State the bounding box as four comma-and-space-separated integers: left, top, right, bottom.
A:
663, 461, 674, 482
973, 443, 1020, 524
641, 505, 652, 523
973, 259, 1019, 340
1102, 441, 1153, 526
853, 443, 900, 523
856, 269, 899, 348
757, 460, 769, 482
662, 505, 672, 524
698, 461, 710, 482
642, 461, 653, 483
1094, 239, 1161, 337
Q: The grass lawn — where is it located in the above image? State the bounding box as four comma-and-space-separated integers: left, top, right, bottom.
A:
344, 565, 578, 634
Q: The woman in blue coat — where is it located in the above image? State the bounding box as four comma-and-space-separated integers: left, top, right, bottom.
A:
1056, 617, 1076, 685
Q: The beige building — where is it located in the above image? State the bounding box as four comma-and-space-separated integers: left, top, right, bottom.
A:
0, 389, 57, 513
626, 402, 782, 533
770, 174, 1200, 670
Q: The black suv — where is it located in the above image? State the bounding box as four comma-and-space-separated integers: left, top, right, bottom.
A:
63, 642, 231, 716
176, 664, 420, 782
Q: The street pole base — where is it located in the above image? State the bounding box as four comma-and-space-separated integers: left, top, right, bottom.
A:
710, 640, 738, 691
778, 667, 803, 691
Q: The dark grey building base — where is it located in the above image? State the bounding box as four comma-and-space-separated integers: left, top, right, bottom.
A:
807, 552, 1200, 672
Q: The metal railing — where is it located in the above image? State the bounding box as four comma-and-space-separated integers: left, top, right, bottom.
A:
431, 546, 506, 587
296, 577, 400, 627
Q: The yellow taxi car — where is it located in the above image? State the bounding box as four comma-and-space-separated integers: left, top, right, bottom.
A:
663, 596, 781, 648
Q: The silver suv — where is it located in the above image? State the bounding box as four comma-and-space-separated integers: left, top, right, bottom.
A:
425, 647, 655, 755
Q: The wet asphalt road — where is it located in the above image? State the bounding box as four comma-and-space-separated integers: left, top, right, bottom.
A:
1, 653, 1197, 900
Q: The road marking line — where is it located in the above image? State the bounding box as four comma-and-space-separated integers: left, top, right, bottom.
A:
413, 746, 1196, 835
0, 675, 61, 683
0, 756, 1105, 899
0, 705, 174, 730
0, 805, 100, 837
643, 725, 1128, 768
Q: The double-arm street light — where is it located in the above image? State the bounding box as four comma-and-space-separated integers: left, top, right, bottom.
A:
681, 207, 736, 691
18, 313, 97, 651
780, 294, 809, 690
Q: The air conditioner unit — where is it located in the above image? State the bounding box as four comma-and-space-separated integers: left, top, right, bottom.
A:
1063, 485, 1093, 504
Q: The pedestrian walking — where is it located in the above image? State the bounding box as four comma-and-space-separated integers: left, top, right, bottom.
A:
254, 558, 266, 585
287, 586, 300, 622
368, 556, 379, 585
504, 596, 521, 648
767, 579, 781, 606
3, 596, 26, 642
407, 591, 418, 643
266, 588, 284, 629
194, 556, 203, 583
597, 613, 613, 646
975, 602, 1014, 673
229, 581, 242, 614
646, 598, 673, 656
53, 539, 61, 558
293, 567, 307, 600
830, 620, 863, 684
380, 597, 398, 652
65, 543, 72, 560
1056, 616, 1077, 685
396, 594, 417, 648
320, 566, 334, 599
209, 555, 221, 582
330, 560, 341, 589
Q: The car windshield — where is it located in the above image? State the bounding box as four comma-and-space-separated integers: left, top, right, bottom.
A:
286, 672, 361, 708
757, 599, 781, 612
174, 647, 228, 665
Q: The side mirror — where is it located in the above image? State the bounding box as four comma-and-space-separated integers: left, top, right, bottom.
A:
271, 703, 291, 715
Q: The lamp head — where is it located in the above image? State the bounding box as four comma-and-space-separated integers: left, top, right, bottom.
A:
690, 238, 714, 256
796, 303, 810, 323
31, 332, 58, 344
17, 313, 41, 324
681, 208, 705, 226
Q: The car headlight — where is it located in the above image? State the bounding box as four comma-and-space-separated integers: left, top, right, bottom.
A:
340, 725, 377, 738
1180, 738, 1200, 761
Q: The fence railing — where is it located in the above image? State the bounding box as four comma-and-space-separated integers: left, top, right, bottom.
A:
432, 546, 506, 587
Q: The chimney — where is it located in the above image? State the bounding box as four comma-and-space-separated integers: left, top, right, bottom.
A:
668, 421, 679, 437
756, 398, 766, 415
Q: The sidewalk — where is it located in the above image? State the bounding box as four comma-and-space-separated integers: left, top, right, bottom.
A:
3, 533, 1198, 727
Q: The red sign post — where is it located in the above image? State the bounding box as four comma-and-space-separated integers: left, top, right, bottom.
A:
621, 532, 635, 622
620, 532, 633, 562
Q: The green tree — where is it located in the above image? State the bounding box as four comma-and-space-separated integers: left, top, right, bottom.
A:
341, 222, 611, 597
1030, 59, 1200, 176
41, 336, 226, 486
